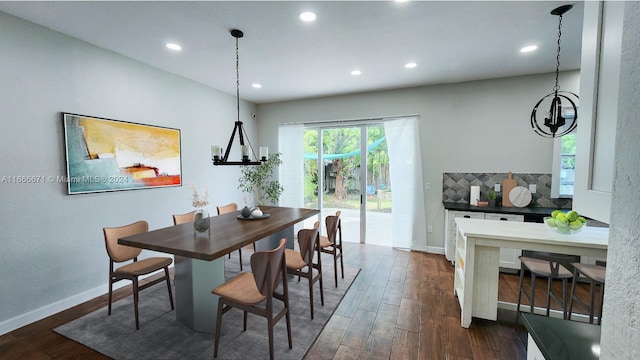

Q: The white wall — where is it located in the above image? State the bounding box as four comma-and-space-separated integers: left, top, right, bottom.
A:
601, 1, 640, 357
256, 71, 580, 252
0, 12, 255, 333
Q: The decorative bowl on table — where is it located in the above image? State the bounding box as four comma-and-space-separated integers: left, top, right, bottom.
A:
544, 212, 587, 234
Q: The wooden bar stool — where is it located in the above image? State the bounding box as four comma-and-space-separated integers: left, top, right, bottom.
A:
516, 255, 574, 321
568, 261, 606, 324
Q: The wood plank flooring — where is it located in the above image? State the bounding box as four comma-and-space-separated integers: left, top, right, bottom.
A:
0, 242, 599, 359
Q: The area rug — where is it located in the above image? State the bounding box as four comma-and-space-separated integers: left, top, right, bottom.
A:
54, 253, 359, 360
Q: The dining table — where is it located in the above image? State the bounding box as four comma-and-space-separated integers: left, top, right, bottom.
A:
118, 205, 320, 334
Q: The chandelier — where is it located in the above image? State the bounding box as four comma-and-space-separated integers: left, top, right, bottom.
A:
212, 29, 267, 165
530, 4, 578, 138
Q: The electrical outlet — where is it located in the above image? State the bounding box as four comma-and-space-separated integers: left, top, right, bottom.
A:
427, 225, 433, 233
529, 184, 537, 193
425, 182, 431, 190
494, 183, 500, 192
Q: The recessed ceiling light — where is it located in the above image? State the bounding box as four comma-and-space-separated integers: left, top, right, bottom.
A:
252, 83, 262, 89
405, 62, 417, 69
165, 43, 182, 51
300, 11, 316, 22
520, 45, 538, 53
351, 70, 362, 76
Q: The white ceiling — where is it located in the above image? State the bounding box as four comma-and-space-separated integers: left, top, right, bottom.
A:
0, 1, 584, 104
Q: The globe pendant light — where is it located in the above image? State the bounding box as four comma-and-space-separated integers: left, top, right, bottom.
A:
212, 29, 264, 165
530, 4, 578, 138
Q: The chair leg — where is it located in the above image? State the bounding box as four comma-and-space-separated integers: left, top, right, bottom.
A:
561, 278, 568, 319
598, 283, 605, 325
132, 279, 140, 330
530, 273, 537, 314
243, 311, 248, 331
589, 279, 596, 324
238, 249, 243, 271
568, 268, 579, 320
339, 247, 344, 279
108, 276, 113, 316
285, 300, 292, 349
213, 300, 224, 358
164, 267, 175, 310
546, 277, 552, 317
308, 274, 314, 319
267, 317, 275, 360
516, 266, 525, 325
333, 251, 338, 287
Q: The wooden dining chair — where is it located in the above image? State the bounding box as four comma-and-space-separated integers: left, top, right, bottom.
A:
172, 210, 196, 225
319, 211, 344, 287
216, 203, 248, 271
285, 222, 324, 319
212, 238, 292, 360
103, 221, 174, 330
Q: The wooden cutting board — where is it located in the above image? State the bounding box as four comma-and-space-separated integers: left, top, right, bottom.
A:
502, 172, 517, 207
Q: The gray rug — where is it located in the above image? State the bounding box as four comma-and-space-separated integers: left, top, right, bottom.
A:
54, 253, 359, 360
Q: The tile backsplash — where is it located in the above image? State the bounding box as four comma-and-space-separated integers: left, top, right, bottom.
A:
442, 172, 572, 209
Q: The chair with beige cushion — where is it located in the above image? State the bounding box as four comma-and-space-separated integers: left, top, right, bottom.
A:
568, 261, 606, 324
516, 254, 574, 321
103, 221, 174, 330
172, 210, 196, 225
319, 211, 344, 287
216, 203, 250, 271
285, 222, 323, 319
212, 238, 292, 360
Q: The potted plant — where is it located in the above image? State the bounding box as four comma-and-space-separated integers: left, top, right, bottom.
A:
487, 189, 497, 207
238, 152, 284, 206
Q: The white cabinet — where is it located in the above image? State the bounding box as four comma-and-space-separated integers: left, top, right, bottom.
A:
445, 210, 484, 261
445, 210, 523, 270
574, 1, 624, 224
484, 213, 524, 270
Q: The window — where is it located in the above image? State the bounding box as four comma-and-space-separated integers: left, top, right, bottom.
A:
551, 108, 577, 198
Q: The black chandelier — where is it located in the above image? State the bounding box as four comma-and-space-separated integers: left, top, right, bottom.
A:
212, 29, 266, 165
530, 4, 578, 138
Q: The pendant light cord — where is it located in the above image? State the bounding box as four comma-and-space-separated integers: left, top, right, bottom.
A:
236, 36, 240, 123
554, 14, 563, 92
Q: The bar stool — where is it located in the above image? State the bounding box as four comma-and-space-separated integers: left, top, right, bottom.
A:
516, 255, 574, 321
568, 261, 606, 324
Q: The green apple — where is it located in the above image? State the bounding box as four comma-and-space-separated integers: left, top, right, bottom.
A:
566, 210, 579, 222
569, 220, 584, 231
545, 217, 557, 228
556, 213, 567, 222
551, 210, 563, 219
555, 218, 569, 228
577, 216, 587, 224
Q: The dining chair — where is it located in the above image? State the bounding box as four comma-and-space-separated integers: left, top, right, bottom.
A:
568, 260, 606, 324
212, 238, 292, 360
103, 220, 174, 330
216, 203, 249, 271
516, 254, 574, 323
285, 222, 323, 319
319, 211, 344, 287
172, 210, 196, 225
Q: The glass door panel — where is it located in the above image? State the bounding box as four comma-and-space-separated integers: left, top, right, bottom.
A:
321, 127, 361, 243
365, 125, 392, 246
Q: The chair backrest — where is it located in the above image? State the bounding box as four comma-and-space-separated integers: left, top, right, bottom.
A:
173, 210, 197, 225
534, 253, 576, 277
103, 221, 148, 263
217, 203, 238, 215
325, 211, 342, 245
250, 238, 286, 296
297, 223, 320, 264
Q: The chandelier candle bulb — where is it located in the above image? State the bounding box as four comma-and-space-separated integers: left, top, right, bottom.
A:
259, 147, 269, 161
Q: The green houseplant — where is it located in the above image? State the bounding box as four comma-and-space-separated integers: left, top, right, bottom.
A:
487, 189, 497, 207
238, 152, 284, 206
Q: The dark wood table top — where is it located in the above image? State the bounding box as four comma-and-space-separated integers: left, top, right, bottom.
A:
119, 206, 320, 261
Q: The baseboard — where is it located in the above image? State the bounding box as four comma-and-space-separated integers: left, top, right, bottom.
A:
425, 246, 445, 255
0, 269, 165, 336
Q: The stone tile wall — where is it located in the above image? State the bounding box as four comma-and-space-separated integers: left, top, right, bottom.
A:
442, 172, 572, 208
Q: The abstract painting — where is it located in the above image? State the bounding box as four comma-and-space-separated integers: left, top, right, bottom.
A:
63, 113, 182, 194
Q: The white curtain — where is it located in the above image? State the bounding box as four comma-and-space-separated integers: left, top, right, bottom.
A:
384, 117, 427, 250
278, 124, 304, 208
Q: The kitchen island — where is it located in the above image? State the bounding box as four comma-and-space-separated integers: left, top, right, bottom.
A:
453, 218, 608, 328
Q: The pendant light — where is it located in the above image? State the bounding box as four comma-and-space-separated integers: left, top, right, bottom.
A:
212, 29, 265, 165
530, 4, 578, 138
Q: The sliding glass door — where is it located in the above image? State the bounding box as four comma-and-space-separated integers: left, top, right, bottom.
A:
303, 123, 391, 245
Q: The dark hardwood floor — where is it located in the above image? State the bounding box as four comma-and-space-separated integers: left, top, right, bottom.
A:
0, 242, 598, 359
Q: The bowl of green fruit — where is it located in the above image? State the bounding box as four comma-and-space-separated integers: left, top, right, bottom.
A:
544, 210, 587, 234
